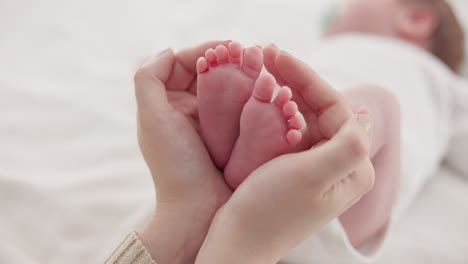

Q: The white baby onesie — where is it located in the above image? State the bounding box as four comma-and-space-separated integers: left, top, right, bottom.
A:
445, 81, 468, 177
280, 34, 466, 263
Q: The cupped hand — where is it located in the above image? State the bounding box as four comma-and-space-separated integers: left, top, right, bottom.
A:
195, 46, 375, 264
134, 41, 375, 264
134, 41, 232, 264
263, 45, 355, 148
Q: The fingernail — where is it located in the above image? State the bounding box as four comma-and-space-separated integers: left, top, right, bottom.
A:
156, 48, 171, 58
357, 113, 373, 139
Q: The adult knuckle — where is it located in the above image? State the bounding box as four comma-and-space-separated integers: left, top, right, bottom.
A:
344, 130, 367, 160
133, 66, 162, 99
359, 160, 375, 192
133, 66, 149, 84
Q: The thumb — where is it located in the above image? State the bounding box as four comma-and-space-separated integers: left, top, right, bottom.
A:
289, 112, 374, 191
134, 49, 175, 110
356, 110, 374, 154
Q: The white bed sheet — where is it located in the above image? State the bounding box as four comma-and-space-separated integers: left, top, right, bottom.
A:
0, 0, 467, 263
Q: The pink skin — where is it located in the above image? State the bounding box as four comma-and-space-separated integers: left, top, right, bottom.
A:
326, 0, 445, 248
325, 0, 420, 249
339, 86, 401, 249
328, 0, 437, 52
197, 43, 304, 189
263, 45, 401, 249
197, 42, 263, 169
224, 74, 304, 189
327, 0, 405, 37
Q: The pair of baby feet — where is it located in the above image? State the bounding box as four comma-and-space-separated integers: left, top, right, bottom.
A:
197, 42, 304, 189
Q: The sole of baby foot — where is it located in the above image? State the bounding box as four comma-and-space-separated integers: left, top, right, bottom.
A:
224, 73, 304, 189
197, 42, 264, 169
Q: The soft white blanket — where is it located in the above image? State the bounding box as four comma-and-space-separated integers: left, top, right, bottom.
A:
0, 0, 467, 263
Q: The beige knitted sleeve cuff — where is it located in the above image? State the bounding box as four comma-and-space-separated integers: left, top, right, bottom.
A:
104, 232, 156, 264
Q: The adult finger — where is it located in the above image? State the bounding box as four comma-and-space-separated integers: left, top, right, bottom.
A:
166, 40, 232, 92
265, 44, 340, 111
337, 159, 375, 218
291, 113, 374, 190
330, 159, 375, 216
264, 45, 310, 118
134, 48, 175, 111
275, 49, 340, 111
263, 44, 287, 86
266, 45, 353, 138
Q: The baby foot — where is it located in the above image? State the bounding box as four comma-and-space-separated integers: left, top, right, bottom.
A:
197, 42, 264, 169
224, 74, 304, 189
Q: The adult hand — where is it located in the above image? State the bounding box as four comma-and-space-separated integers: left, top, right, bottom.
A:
263, 45, 355, 148
134, 41, 374, 264
134, 41, 233, 264
195, 47, 375, 264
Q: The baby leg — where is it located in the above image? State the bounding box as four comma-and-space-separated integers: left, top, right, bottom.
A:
339, 85, 401, 249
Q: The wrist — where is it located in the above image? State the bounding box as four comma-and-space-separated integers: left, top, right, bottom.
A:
195, 206, 279, 264
138, 204, 215, 264
138, 216, 189, 264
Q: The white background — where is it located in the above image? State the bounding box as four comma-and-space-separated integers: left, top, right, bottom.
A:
0, 0, 467, 263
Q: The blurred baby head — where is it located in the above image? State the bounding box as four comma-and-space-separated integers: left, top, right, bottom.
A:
328, 0, 465, 72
